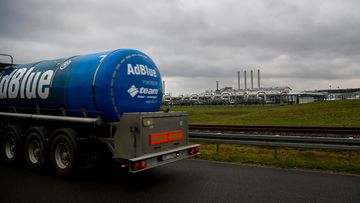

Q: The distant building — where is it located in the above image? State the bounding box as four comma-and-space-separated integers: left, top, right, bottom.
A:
162, 87, 359, 106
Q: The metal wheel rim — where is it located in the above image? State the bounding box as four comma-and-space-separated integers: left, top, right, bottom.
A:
28, 139, 41, 164
55, 143, 71, 169
4, 136, 16, 159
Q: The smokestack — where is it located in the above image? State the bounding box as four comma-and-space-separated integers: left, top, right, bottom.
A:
216, 80, 219, 91
162, 80, 165, 95
244, 70, 247, 90
251, 70, 254, 90
257, 69, 260, 89
237, 71, 240, 90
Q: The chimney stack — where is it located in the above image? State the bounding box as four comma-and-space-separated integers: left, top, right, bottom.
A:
244, 70, 247, 90
251, 70, 254, 90
257, 69, 260, 89
237, 71, 241, 90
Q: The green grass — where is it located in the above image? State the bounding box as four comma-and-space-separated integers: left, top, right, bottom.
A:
167, 100, 360, 127
165, 100, 360, 173
194, 143, 360, 174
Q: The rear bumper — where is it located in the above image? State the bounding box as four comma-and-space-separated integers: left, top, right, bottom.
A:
122, 144, 200, 173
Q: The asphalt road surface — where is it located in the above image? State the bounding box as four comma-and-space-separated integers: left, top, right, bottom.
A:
1, 159, 359, 203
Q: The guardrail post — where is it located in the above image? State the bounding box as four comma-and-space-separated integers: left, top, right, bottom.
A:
274, 147, 278, 160
348, 151, 352, 166
216, 143, 220, 155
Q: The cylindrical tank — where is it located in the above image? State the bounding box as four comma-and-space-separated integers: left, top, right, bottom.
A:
0, 49, 163, 122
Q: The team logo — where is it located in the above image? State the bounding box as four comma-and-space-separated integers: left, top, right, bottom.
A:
127, 85, 139, 97
127, 85, 159, 98
59, 60, 71, 70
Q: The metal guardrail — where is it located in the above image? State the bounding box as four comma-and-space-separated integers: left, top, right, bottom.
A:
189, 132, 360, 165
189, 124, 360, 135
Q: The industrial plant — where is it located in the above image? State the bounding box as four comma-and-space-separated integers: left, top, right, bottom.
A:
163, 69, 360, 105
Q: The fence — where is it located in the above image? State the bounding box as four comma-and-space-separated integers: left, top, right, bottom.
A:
189, 132, 360, 166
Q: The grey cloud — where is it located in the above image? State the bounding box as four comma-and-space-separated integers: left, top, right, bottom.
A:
1, 0, 360, 95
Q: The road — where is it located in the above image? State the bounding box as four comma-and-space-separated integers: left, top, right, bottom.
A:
0, 159, 359, 203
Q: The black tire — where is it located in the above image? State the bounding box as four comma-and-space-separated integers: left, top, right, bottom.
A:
25, 127, 47, 171
0, 126, 21, 164
50, 129, 78, 175
0, 128, 3, 162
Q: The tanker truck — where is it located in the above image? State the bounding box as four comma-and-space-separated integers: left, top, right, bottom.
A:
0, 50, 199, 175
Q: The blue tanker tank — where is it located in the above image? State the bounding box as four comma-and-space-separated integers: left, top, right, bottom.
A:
0, 49, 163, 122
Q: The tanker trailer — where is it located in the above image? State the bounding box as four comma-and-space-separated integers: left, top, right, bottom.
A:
0, 50, 199, 175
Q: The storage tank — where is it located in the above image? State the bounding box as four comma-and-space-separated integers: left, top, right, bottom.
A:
0, 49, 163, 122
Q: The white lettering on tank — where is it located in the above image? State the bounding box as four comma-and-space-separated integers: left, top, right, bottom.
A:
59, 60, 71, 70
134, 64, 140, 74
20, 67, 35, 98
140, 87, 158, 95
127, 64, 157, 78
37, 70, 53, 99
0, 67, 54, 100
140, 65, 146, 75
127, 64, 135, 75
26, 72, 41, 99
8, 68, 27, 98
0, 71, 16, 99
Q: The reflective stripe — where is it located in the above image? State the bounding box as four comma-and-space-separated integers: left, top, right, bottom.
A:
150, 130, 184, 145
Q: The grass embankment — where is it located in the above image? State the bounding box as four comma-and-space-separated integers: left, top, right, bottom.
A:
194, 144, 360, 173
167, 100, 360, 173
169, 99, 360, 127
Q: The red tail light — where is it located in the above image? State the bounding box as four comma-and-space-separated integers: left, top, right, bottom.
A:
188, 147, 200, 155
132, 161, 147, 171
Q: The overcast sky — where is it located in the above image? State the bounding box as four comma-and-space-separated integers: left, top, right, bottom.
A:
1, 0, 360, 95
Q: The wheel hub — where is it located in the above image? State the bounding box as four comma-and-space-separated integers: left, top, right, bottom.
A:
5, 137, 16, 159
28, 139, 41, 164
55, 143, 71, 169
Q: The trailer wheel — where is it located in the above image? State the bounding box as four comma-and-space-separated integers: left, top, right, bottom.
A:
0, 126, 21, 164
25, 128, 47, 170
51, 129, 78, 175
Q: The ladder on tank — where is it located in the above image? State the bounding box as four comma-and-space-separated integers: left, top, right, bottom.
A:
0, 53, 14, 69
